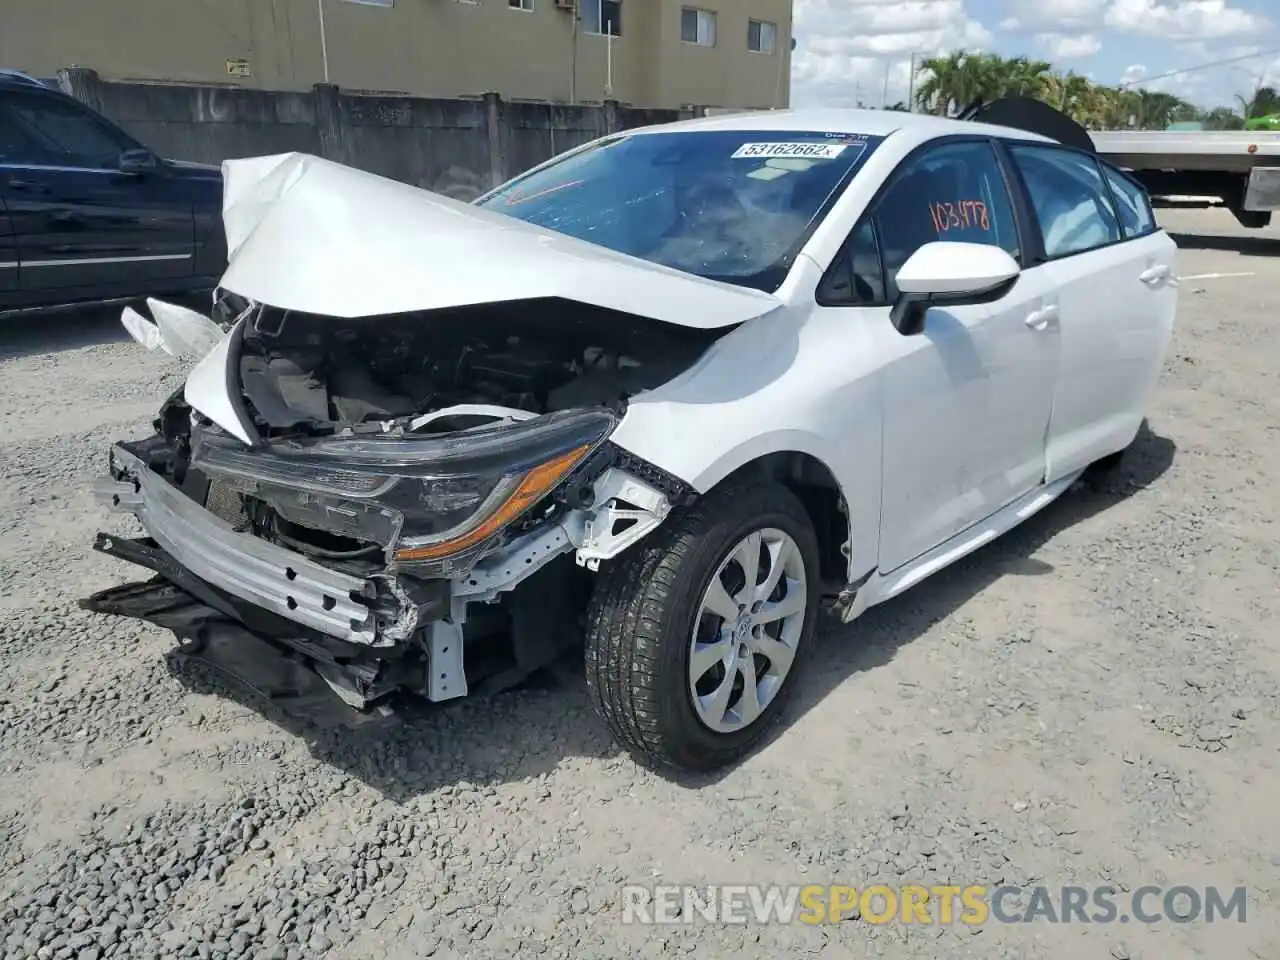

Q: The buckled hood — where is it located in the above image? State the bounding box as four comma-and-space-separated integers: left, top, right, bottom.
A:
218, 153, 783, 330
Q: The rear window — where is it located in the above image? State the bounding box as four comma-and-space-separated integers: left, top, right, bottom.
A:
1101, 164, 1157, 239
477, 130, 885, 291
1009, 145, 1123, 259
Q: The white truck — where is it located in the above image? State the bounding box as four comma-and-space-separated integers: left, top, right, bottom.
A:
1089, 130, 1280, 229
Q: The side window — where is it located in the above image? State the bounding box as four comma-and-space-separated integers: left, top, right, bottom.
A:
4, 93, 136, 169
0, 105, 48, 165
817, 220, 884, 306
872, 141, 1020, 302
1009, 145, 1122, 258
1101, 164, 1156, 238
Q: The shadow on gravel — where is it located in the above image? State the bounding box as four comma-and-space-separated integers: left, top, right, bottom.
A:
163, 648, 615, 802
1168, 232, 1280, 257
0, 306, 130, 361
159, 422, 1175, 797
0, 293, 212, 361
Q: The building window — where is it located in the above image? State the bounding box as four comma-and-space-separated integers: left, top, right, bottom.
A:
748, 19, 777, 54
582, 0, 622, 36
508, 0, 534, 9
680, 7, 716, 46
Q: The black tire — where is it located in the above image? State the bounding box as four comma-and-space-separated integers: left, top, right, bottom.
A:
584, 479, 821, 772
1086, 448, 1126, 477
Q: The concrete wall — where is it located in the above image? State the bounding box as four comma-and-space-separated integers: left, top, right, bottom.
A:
5, 0, 792, 111
60, 69, 697, 200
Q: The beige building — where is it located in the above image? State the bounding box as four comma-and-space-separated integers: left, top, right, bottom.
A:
4, 0, 793, 110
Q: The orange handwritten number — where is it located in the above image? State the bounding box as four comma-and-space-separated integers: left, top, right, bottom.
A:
929, 200, 991, 233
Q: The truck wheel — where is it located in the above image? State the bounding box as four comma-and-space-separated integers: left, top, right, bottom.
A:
584, 480, 820, 772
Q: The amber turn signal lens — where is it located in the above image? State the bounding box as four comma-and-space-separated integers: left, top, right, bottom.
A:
392, 444, 592, 562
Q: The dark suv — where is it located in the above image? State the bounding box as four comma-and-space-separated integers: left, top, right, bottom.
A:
0, 71, 224, 315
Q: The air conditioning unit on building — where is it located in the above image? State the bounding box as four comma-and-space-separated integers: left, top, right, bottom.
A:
554, 0, 575, 10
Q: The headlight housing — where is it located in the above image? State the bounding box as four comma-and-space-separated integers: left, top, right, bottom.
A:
191, 408, 616, 573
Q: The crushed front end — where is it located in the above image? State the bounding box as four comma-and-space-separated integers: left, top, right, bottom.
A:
84, 296, 704, 725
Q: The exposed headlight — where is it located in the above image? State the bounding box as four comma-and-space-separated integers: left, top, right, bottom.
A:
191, 408, 615, 570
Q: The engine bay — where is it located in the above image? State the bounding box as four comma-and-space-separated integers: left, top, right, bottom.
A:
234, 297, 721, 437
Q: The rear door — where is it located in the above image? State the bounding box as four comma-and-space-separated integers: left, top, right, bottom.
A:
0, 102, 27, 297
0, 87, 193, 295
0, 194, 15, 295
1100, 161, 1178, 408
1006, 143, 1169, 482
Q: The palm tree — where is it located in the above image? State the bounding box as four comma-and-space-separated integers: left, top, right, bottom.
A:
907, 51, 1226, 131
1002, 56, 1055, 100
915, 51, 973, 116
1132, 90, 1189, 129
1203, 106, 1245, 130
1049, 70, 1093, 118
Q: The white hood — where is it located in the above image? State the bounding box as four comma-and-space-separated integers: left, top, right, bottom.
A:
218, 153, 783, 330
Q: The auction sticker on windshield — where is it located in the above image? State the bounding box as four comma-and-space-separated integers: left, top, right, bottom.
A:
731, 141, 856, 160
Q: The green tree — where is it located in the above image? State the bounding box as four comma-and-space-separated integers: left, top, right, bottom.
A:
1203, 106, 1245, 130
1002, 56, 1055, 100
1238, 85, 1279, 118
905, 51, 1221, 131
914, 51, 977, 116
1047, 71, 1093, 114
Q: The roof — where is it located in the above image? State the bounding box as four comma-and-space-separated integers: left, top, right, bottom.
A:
0, 69, 52, 89
627, 107, 1056, 145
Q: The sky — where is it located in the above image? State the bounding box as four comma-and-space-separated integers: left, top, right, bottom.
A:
789, 0, 1280, 111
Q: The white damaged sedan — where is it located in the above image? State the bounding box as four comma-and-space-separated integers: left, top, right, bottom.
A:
85, 104, 1177, 772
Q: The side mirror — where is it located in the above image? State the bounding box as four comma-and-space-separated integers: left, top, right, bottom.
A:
118, 148, 159, 174
890, 241, 1021, 336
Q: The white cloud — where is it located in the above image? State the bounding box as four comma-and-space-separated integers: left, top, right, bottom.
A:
1002, 0, 1268, 42
1115, 60, 1219, 103
1000, 0, 1107, 31
1103, 0, 1269, 40
1035, 32, 1103, 57
790, 0, 994, 106
1221, 44, 1273, 60
1141, 70, 1215, 103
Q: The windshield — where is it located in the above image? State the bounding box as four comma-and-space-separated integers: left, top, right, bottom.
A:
477, 129, 884, 291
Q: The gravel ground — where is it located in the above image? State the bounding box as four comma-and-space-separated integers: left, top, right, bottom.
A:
1, 208, 1277, 960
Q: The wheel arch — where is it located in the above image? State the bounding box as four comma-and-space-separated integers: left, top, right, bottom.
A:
703, 450, 852, 588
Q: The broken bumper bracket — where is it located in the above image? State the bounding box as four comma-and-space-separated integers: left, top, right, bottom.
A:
82, 536, 400, 731
84, 533, 394, 664
96, 444, 394, 645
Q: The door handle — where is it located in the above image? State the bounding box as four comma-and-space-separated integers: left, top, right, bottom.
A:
1139, 264, 1170, 285
1025, 304, 1059, 330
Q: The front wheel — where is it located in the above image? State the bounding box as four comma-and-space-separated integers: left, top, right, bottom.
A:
584, 480, 820, 772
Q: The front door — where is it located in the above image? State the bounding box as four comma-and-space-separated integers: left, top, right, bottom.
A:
0, 87, 192, 295
858, 139, 1061, 572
